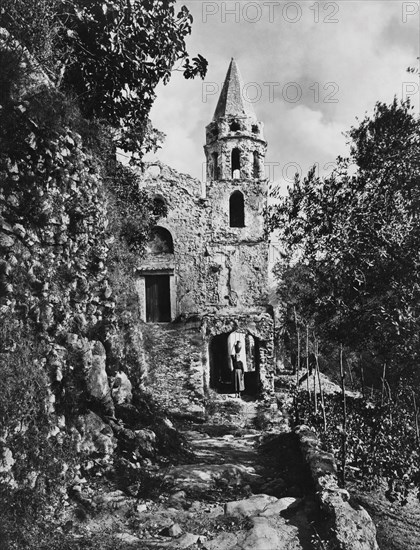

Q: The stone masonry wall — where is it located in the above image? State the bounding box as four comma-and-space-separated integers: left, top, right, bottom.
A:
137, 163, 208, 317
141, 319, 206, 418
295, 425, 379, 550
137, 162, 269, 317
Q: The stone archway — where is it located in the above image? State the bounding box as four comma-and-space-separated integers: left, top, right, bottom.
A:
203, 313, 275, 399
209, 330, 260, 396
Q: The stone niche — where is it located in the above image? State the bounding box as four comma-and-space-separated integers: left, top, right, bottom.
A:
202, 313, 274, 398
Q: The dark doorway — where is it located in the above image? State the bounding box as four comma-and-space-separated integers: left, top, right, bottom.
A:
209, 333, 233, 393
145, 275, 171, 322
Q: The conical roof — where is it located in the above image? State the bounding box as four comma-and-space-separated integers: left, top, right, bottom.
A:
213, 58, 256, 121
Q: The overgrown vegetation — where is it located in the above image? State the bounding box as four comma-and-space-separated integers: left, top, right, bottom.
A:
0, 2, 206, 547
0, 0, 207, 158
294, 386, 420, 500
267, 98, 420, 498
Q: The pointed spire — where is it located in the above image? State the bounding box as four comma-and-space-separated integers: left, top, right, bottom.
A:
213, 58, 256, 121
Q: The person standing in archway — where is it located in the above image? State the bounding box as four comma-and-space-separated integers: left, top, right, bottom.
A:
231, 340, 245, 398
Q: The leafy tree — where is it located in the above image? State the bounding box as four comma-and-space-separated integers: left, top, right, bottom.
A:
1, 0, 207, 158
267, 99, 420, 385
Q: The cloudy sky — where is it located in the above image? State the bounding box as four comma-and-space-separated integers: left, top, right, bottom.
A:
145, 0, 419, 193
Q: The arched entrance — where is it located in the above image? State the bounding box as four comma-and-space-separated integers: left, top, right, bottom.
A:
209, 331, 260, 396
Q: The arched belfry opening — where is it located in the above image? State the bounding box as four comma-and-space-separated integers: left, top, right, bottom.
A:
253, 151, 259, 179
230, 120, 241, 132
231, 148, 241, 179
209, 331, 260, 396
230, 190, 245, 227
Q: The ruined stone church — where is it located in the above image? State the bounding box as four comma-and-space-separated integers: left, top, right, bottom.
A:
137, 59, 274, 415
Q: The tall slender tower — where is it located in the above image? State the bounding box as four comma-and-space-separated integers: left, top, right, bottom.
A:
203, 59, 269, 313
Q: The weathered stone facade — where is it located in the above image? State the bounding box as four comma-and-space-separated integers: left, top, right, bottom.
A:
137, 59, 274, 414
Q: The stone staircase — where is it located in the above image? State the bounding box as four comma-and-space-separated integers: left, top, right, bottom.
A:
123, 420, 324, 550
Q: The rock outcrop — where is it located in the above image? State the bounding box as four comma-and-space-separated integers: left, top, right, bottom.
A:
295, 425, 379, 550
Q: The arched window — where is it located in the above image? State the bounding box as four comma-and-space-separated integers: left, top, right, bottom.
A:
153, 196, 167, 218
230, 120, 241, 132
231, 148, 241, 179
229, 190, 245, 227
212, 152, 219, 180
253, 151, 259, 179
148, 226, 173, 254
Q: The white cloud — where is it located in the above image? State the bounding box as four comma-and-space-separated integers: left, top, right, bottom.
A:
147, 1, 419, 183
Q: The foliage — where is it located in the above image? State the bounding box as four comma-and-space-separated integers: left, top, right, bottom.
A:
267, 99, 420, 383
1, 0, 208, 158
0, 1, 206, 545
0, 316, 77, 549
107, 161, 167, 261
294, 384, 420, 499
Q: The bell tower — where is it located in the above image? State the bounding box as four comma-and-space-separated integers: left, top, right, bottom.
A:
203, 58, 269, 312
204, 58, 267, 182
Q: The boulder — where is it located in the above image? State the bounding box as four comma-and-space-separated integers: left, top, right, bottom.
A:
160, 523, 183, 537
167, 490, 188, 510
176, 533, 201, 548
0, 446, 15, 474
85, 340, 114, 415
326, 494, 380, 550
235, 517, 281, 550
76, 410, 116, 457
134, 429, 156, 456
112, 371, 133, 405
164, 463, 259, 493
259, 497, 301, 516
225, 494, 277, 517
203, 532, 238, 550
94, 490, 135, 516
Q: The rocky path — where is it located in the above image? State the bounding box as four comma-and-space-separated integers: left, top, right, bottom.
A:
74, 399, 328, 550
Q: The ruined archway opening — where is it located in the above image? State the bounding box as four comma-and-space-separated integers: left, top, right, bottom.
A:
209, 331, 260, 396
231, 148, 241, 179
229, 190, 245, 227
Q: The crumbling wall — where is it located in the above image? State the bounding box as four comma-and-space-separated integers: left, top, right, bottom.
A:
137, 163, 208, 317
137, 162, 269, 318
136, 162, 274, 402
295, 425, 379, 550
140, 319, 206, 418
